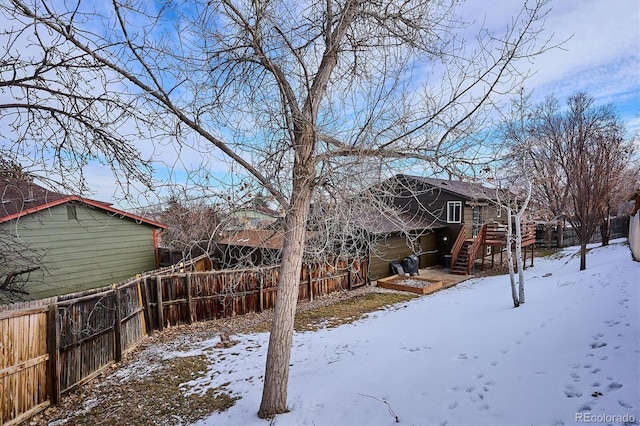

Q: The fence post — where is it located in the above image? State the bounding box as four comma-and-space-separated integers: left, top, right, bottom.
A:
47, 304, 61, 405
156, 276, 164, 331
258, 273, 263, 313
307, 264, 313, 302
113, 285, 122, 363
141, 277, 153, 335
186, 273, 194, 324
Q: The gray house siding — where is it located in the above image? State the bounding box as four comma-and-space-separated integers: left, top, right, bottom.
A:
2, 203, 159, 299
368, 232, 440, 281
368, 233, 413, 281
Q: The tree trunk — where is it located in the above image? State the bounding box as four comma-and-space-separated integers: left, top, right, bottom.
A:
258, 135, 315, 418
506, 208, 519, 307
600, 214, 611, 246
556, 219, 564, 248
579, 241, 587, 271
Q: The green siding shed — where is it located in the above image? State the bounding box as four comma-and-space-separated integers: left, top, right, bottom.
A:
1, 179, 166, 301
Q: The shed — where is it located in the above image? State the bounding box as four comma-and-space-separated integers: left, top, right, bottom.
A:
0, 178, 167, 301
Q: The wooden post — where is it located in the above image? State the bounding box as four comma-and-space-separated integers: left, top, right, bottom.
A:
47, 304, 61, 405
186, 273, 193, 324
347, 264, 352, 291
113, 286, 122, 363
141, 277, 153, 335
307, 264, 313, 302
531, 244, 535, 267
156, 276, 164, 331
258, 273, 263, 313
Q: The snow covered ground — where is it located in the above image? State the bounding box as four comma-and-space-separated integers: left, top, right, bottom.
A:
180, 240, 639, 426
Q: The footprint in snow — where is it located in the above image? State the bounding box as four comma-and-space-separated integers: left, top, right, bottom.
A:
569, 372, 580, 382
578, 403, 592, 412
458, 353, 468, 360
448, 401, 458, 410
590, 342, 607, 349
618, 400, 633, 409
564, 385, 583, 398
607, 382, 623, 391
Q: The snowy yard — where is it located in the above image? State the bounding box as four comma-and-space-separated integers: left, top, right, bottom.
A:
183, 240, 639, 426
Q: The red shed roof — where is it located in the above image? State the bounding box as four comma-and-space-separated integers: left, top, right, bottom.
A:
0, 178, 167, 229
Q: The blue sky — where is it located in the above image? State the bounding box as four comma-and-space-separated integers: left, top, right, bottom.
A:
466, 0, 639, 127
5, 0, 639, 208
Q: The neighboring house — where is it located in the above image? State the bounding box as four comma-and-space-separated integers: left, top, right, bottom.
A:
217, 229, 317, 267
222, 205, 284, 231
217, 229, 285, 267
0, 178, 167, 301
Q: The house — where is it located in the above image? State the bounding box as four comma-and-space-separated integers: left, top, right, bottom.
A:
221, 197, 284, 231
217, 174, 533, 281
353, 210, 444, 281
0, 178, 167, 302
216, 229, 292, 267
371, 174, 534, 276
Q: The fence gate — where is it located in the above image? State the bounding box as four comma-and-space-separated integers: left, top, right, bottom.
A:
0, 307, 50, 425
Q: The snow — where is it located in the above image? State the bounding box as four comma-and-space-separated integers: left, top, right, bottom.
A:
189, 240, 639, 426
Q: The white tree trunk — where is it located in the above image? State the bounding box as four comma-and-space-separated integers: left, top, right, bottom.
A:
514, 212, 525, 304
505, 207, 519, 307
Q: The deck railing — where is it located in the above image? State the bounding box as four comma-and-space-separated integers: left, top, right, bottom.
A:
449, 224, 466, 270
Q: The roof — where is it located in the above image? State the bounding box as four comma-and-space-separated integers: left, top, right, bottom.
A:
0, 178, 167, 229
218, 229, 315, 250
354, 211, 446, 234
401, 175, 497, 201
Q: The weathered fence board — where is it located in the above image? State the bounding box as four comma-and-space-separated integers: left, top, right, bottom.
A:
0, 256, 368, 425
0, 308, 49, 426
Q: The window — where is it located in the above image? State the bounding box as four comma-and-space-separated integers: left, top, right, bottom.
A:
496, 205, 502, 218
447, 201, 462, 223
67, 205, 77, 220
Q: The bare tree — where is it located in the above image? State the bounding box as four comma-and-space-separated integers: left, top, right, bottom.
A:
0, 228, 46, 303
158, 195, 223, 260
597, 151, 639, 246
0, 163, 47, 303
1, 0, 556, 416
517, 92, 632, 270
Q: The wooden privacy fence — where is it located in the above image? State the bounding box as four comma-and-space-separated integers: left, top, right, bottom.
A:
0, 257, 367, 425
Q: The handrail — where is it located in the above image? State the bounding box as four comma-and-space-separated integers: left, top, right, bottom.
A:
466, 224, 487, 274
450, 224, 466, 269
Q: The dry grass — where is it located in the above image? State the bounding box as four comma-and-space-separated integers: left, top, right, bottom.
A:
37, 355, 239, 426
250, 292, 418, 333
32, 288, 417, 426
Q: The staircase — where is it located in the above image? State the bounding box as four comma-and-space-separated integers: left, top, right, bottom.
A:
450, 241, 471, 275
450, 224, 487, 275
